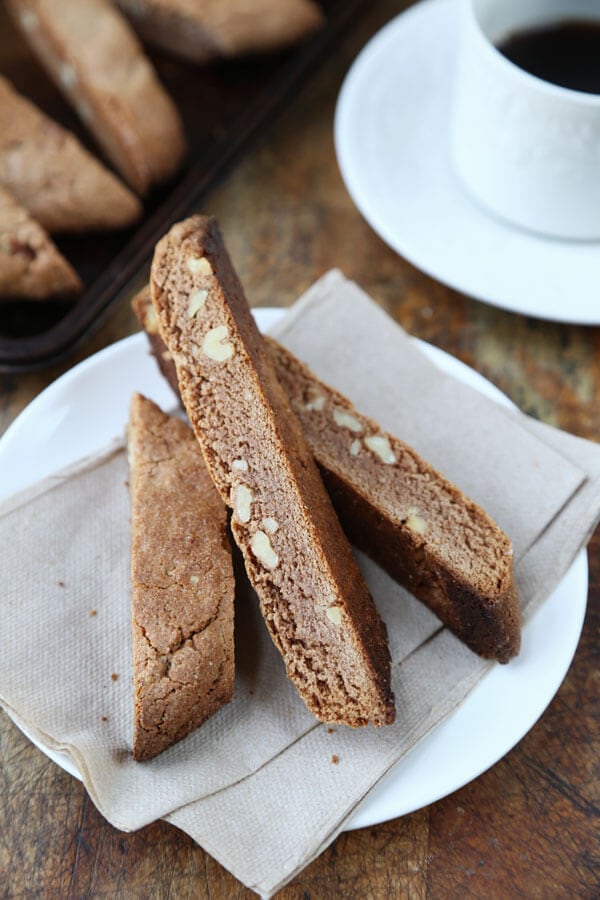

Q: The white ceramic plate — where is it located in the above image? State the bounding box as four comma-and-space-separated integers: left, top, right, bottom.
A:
334, 0, 600, 325
0, 310, 587, 830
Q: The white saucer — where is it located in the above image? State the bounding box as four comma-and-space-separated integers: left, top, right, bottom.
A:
334, 0, 600, 325
0, 312, 587, 831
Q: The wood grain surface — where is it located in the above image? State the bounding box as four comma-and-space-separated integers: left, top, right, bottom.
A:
1, 2, 599, 897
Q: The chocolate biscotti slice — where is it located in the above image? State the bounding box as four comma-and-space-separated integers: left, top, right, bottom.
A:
116, 0, 323, 64
267, 339, 521, 664
0, 77, 141, 233
151, 216, 394, 728
8, 0, 186, 195
128, 392, 235, 761
133, 286, 520, 663
132, 284, 178, 392
0, 185, 81, 300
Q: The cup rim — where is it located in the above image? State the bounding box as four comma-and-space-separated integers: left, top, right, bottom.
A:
464, 0, 600, 108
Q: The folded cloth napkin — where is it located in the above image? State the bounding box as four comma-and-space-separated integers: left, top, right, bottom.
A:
1, 271, 599, 897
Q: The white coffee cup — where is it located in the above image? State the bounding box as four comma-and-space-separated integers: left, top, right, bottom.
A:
451, 0, 600, 240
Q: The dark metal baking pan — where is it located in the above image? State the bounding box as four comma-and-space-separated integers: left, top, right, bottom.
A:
0, 0, 366, 373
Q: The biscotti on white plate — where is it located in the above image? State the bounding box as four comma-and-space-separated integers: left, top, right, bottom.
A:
132, 282, 520, 664
128, 392, 235, 760
150, 215, 395, 728
267, 338, 521, 664
7, 0, 187, 195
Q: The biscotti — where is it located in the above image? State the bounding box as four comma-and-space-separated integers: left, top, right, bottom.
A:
0, 185, 82, 300
150, 216, 395, 728
133, 285, 520, 663
7, 0, 187, 195
0, 77, 141, 233
128, 392, 235, 761
132, 285, 177, 390
116, 0, 324, 64
267, 339, 520, 663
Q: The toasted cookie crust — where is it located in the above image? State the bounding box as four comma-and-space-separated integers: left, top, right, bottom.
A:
128, 393, 235, 760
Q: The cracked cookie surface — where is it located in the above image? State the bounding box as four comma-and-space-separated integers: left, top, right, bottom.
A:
128, 392, 235, 761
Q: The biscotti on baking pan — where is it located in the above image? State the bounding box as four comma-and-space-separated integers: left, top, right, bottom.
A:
0, 185, 81, 301
0, 77, 141, 234
7, 0, 187, 195
133, 285, 520, 664
150, 216, 395, 728
116, 0, 324, 64
128, 392, 235, 760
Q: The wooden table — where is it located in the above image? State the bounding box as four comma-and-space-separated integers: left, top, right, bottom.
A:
1, 2, 598, 896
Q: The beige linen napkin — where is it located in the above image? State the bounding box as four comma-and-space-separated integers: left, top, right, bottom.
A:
1, 271, 599, 897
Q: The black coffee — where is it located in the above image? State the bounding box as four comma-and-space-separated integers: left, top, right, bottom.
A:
497, 20, 600, 94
